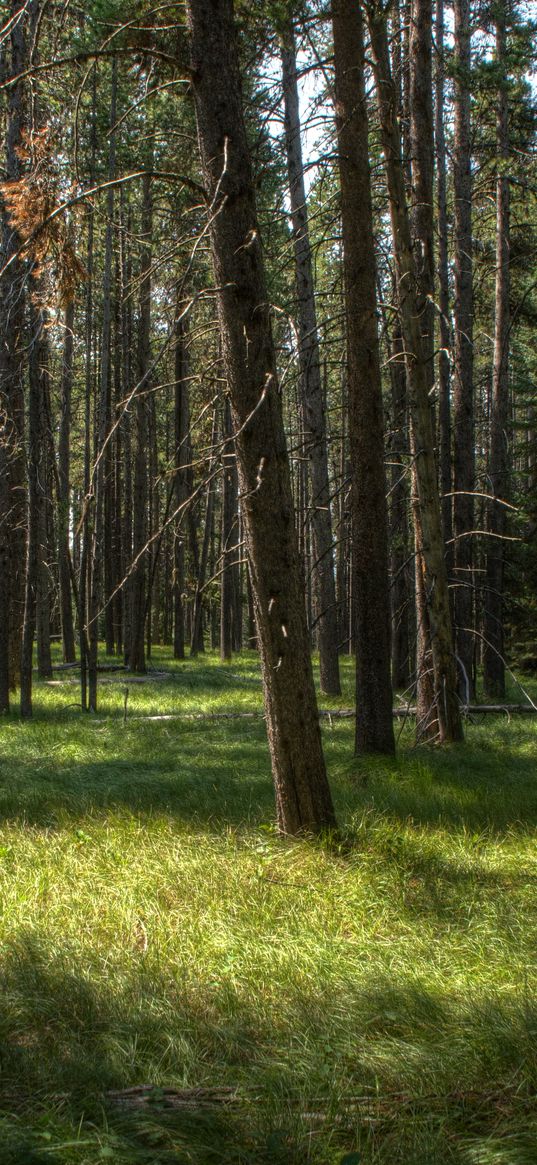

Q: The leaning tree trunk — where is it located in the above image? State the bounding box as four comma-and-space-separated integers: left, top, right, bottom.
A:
332, 0, 395, 754
281, 24, 341, 696
483, 6, 510, 699
452, 0, 475, 699
186, 0, 337, 834
367, 0, 463, 744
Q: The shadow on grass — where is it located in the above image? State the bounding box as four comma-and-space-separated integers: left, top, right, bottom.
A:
0, 720, 276, 829
1, 933, 537, 1164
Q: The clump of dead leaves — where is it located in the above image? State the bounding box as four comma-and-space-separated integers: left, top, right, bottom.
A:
1, 126, 86, 306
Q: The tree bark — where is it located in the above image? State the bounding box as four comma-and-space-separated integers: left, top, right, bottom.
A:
186, 0, 336, 834
332, 0, 395, 754
0, 1, 29, 709
452, 0, 475, 698
483, 6, 510, 699
58, 299, 76, 663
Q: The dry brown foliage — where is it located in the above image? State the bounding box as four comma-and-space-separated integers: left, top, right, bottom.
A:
1, 127, 86, 306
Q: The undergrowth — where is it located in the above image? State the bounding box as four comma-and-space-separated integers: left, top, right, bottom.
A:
0, 649, 536, 1164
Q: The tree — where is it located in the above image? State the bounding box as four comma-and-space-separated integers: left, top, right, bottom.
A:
186, 0, 337, 834
332, 0, 395, 754
366, 0, 463, 743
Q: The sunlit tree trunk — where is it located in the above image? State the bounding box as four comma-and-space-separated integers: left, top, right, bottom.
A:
187, 0, 336, 833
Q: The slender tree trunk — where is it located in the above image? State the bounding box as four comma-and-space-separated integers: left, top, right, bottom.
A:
407, 0, 438, 735
58, 299, 76, 662
20, 303, 49, 715
452, 0, 475, 698
281, 25, 341, 696
388, 326, 412, 690
435, 0, 452, 557
173, 312, 190, 660
483, 7, 510, 698
0, 2, 29, 709
190, 411, 218, 657
367, 0, 463, 743
220, 397, 234, 662
79, 67, 96, 713
187, 0, 336, 834
332, 0, 395, 754
126, 170, 152, 674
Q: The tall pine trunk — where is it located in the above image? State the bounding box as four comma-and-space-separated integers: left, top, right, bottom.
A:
483, 6, 510, 698
187, 0, 336, 834
452, 0, 475, 698
367, 0, 463, 744
332, 0, 395, 754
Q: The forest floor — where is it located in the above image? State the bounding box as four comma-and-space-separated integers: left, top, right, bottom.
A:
0, 649, 536, 1165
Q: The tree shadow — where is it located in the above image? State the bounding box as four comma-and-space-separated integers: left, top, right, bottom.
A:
0, 723, 276, 829
1, 933, 536, 1164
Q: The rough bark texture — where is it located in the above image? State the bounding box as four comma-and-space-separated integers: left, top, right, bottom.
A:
187, 0, 336, 834
408, 0, 438, 736
452, 0, 475, 698
483, 8, 510, 699
367, 0, 463, 743
281, 25, 341, 697
332, 0, 395, 754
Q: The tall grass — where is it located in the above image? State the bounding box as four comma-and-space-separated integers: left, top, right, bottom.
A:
0, 650, 536, 1163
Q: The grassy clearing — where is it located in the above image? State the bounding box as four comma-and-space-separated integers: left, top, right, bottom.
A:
0, 650, 536, 1164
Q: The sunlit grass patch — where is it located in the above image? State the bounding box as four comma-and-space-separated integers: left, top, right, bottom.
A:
0, 649, 536, 1162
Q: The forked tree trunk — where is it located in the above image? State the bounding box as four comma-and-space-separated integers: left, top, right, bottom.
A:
281, 25, 341, 697
367, 0, 463, 744
483, 6, 510, 699
332, 0, 395, 754
187, 0, 336, 834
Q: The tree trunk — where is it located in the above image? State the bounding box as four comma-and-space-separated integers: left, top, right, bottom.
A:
58, 299, 76, 663
220, 397, 235, 662
173, 312, 190, 660
452, 0, 475, 698
126, 170, 152, 674
435, 0, 453, 557
367, 0, 463, 743
187, 0, 336, 834
332, 0, 395, 754
0, 1, 29, 710
483, 6, 510, 699
281, 24, 341, 697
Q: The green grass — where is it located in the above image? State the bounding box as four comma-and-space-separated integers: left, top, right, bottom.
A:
0, 649, 536, 1164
